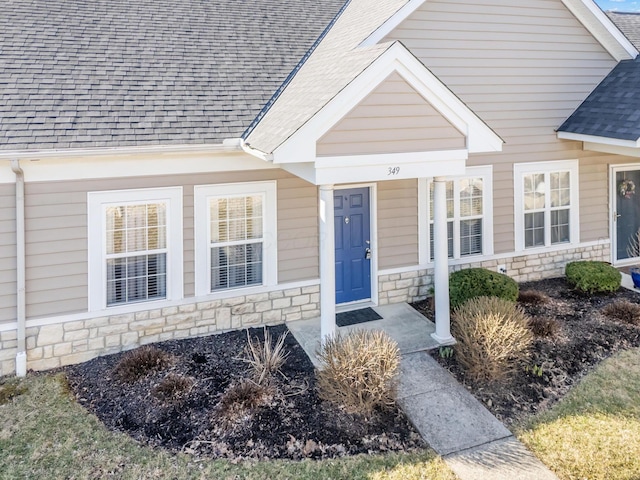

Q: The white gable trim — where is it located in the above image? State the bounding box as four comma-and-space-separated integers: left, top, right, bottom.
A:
272, 42, 502, 166
361, 0, 637, 61
360, 0, 423, 48
560, 0, 637, 61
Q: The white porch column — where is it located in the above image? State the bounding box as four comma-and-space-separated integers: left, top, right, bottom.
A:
319, 184, 336, 343
431, 177, 454, 344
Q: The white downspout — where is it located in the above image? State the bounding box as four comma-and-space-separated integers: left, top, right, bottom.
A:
10, 160, 27, 377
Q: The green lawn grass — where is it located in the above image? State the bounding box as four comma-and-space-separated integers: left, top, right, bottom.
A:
0, 373, 456, 480
517, 348, 640, 480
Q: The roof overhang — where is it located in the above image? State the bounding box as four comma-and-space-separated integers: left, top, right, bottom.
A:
0, 140, 243, 161
361, 0, 637, 62
557, 131, 640, 157
266, 42, 502, 185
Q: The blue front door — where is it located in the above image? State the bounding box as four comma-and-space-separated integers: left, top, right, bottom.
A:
334, 187, 371, 304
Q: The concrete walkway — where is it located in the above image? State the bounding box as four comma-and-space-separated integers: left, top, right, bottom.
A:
287, 304, 559, 480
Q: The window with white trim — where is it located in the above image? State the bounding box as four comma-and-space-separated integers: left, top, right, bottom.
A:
88, 187, 183, 311
194, 182, 277, 296
514, 160, 579, 252
421, 166, 493, 262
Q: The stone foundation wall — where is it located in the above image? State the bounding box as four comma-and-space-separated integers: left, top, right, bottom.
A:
0, 285, 320, 377
379, 243, 611, 305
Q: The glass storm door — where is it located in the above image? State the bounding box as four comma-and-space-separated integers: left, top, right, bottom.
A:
615, 169, 640, 263
334, 187, 371, 304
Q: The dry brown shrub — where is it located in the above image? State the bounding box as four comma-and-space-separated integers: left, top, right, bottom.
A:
215, 380, 273, 427
152, 373, 194, 403
518, 290, 550, 305
528, 316, 560, 338
452, 296, 533, 382
113, 345, 173, 382
243, 327, 289, 385
316, 329, 399, 414
603, 300, 640, 326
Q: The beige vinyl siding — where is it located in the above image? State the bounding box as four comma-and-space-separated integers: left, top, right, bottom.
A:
277, 177, 319, 283
385, 0, 618, 254
317, 71, 465, 157
377, 179, 419, 269
23, 169, 317, 319
0, 184, 16, 324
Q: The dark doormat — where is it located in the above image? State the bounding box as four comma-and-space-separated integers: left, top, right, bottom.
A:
336, 307, 383, 327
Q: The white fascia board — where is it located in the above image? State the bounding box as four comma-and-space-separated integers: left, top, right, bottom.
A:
273, 42, 502, 166
0, 141, 242, 161
315, 149, 468, 169
557, 130, 640, 148
561, 0, 637, 61
0, 150, 277, 183
315, 150, 467, 185
360, 0, 424, 47
584, 142, 640, 158
278, 162, 317, 184
316, 159, 466, 185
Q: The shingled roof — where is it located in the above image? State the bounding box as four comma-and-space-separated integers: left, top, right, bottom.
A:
607, 12, 640, 49
0, 0, 345, 151
558, 11, 640, 142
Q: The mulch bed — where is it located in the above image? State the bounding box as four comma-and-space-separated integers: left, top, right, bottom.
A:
65, 325, 423, 461
412, 277, 640, 426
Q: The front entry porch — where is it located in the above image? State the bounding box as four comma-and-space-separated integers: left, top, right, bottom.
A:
287, 302, 441, 367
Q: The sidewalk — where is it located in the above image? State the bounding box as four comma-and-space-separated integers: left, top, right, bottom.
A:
398, 351, 558, 480
288, 304, 559, 480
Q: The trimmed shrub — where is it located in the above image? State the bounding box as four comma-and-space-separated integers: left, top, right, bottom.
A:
565, 261, 621, 294
242, 327, 289, 385
528, 316, 559, 338
449, 268, 519, 308
316, 330, 399, 414
518, 290, 550, 305
603, 300, 640, 326
452, 296, 533, 382
113, 346, 173, 382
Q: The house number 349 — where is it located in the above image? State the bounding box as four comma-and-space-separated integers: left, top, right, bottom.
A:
387, 167, 400, 176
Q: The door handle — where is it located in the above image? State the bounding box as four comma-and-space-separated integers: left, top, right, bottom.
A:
365, 248, 372, 260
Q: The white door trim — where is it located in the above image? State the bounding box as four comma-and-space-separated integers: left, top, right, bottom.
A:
610, 164, 640, 265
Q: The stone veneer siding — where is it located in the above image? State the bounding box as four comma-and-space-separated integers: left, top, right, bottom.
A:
378, 243, 611, 305
0, 285, 320, 377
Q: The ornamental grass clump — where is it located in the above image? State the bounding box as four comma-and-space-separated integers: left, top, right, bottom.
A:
449, 268, 519, 308
242, 327, 289, 386
113, 345, 173, 383
528, 316, 560, 338
152, 373, 194, 403
316, 330, 400, 415
452, 296, 533, 382
518, 290, 550, 305
603, 300, 640, 326
565, 261, 621, 294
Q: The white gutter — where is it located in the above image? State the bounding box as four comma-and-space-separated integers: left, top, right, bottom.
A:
240, 139, 274, 162
0, 141, 243, 161
9, 160, 26, 377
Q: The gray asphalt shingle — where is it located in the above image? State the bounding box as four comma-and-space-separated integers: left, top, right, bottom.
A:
1, 0, 346, 151
558, 13, 640, 141
607, 12, 640, 49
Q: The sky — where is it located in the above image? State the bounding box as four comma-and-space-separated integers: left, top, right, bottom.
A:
596, 0, 640, 12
